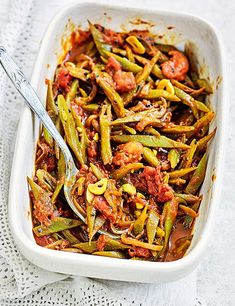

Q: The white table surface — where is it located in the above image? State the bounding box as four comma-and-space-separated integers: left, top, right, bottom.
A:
0, 0, 235, 305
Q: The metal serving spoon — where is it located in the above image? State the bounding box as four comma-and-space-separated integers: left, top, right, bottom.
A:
0, 47, 115, 238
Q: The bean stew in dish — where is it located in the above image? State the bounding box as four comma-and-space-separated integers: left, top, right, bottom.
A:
28, 21, 215, 262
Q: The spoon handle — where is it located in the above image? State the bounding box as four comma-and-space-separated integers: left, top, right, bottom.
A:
0, 47, 75, 169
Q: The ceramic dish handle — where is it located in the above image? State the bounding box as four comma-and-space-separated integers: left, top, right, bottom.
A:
0, 46, 76, 169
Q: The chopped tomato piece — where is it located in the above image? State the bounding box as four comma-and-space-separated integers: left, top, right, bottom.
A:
70, 101, 86, 119
30, 191, 54, 226
87, 140, 98, 158
54, 68, 72, 92
113, 70, 136, 93
112, 141, 143, 167
92, 196, 116, 223
97, 234, 109, 251
46, 155, 56, 172
128, 246, 152, 258
161, 50, 189, 81
105, 57, 122, 76
141, 166, 174, 203
72, 29, 91, 46
34, 234, 51, 247
103, 29, 124, 46
105, 57, 136, 93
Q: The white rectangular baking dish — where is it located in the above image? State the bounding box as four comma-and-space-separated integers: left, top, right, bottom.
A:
8, 1, 226, 283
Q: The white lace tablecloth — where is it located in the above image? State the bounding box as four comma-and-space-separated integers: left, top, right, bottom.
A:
0, 0, 234, 305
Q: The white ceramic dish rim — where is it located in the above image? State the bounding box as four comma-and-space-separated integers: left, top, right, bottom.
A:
8, 1, 227, 280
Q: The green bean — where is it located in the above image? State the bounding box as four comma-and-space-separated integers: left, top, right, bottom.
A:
111, 109, 161, 126
173, 239, 191, 255
122, 88, 137, 106
183, 197, 202, 228
171, 79, 204, 97
133, 204, 148, 236
100, 56, 108, 64
126, 35, 146, 54
173, 86, 199, 119
46, 80, 57, 116
99, 236, 130, 250
195, 100, 210, 113
156, 227, 165, 238
82, 104, 100, 111
139, 89, 180, 101
86, 204, 96, 243
161, 125, 195, 134
112, 163, 144, 180
136, 52, 160, 84
103, 50, 142, 73
57, 94, 85, 164
196, 129, 216, 152
122, 124, 136, 135
112, 47, 127, 56
174, 193, 199, 204
45, 239, 67, 249
54, 117, 63, 160
144, 126, 161, 137
27, 177, 53, 211
183, 139, 197, 168
163, 172, 170, 184
154, 48, 169, 63
161, 197, 178, 254
75, 178, 87, 200
179, 205, 198, 218
73, 241, 97, 253
66, 65, 89, 81
33, 217, 82, 237
197, 78, 213, 94
104, 180, 120, 212
71, 105, 89, 161
76, 77, 98, 104
130, 257, 147, 261
171, 80, 210, 112
111, 134, 190, 149
121, 233, 163, 251
185, 153, 207, 194
169, 178, 186, 186
147, 210, 160, 244
43, 80, 58, 147
90, 163, 105, 180
143, 147, 159, 166
134, 54, 164, 79
66, 79, 78, 104
72, 177, 85, 198
100, 104, 112, 164
168, 149, 180, 169
193, 112, 215, 136
62, 248, 82, 253
43, 127, 54, 148
88, 21, 112, 56
125, 45, 135, 62
168, 167, 197, 178
93, 251, 125, 258
36, 169, 56, 192
95, 69, 125, 117
51, 151, 66, 203
62, 229, 80, 244
92, 216, 106, 238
